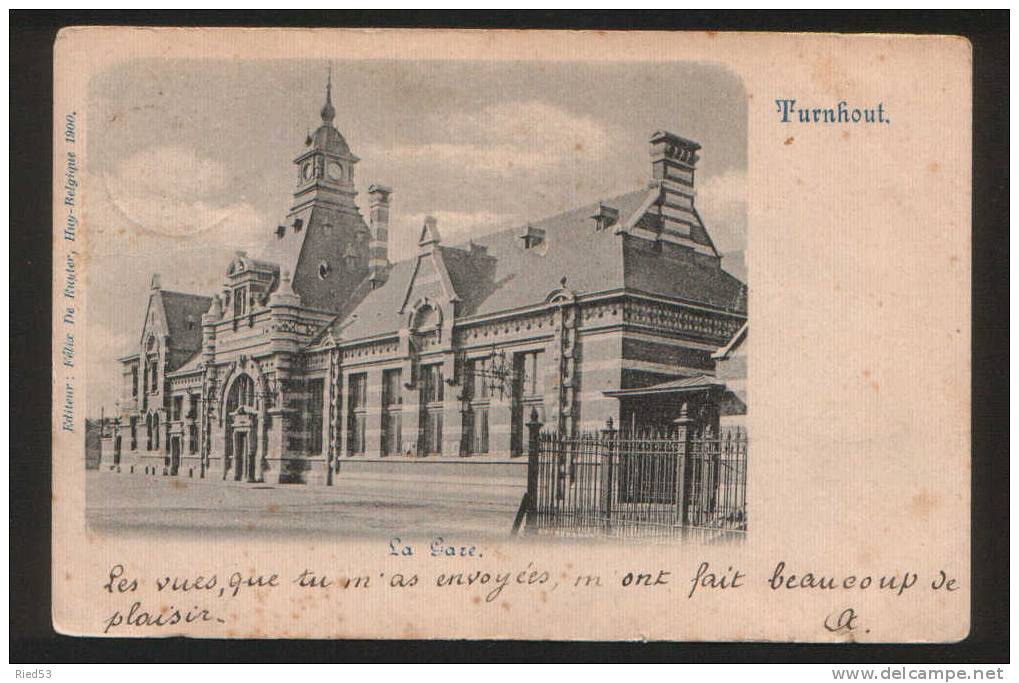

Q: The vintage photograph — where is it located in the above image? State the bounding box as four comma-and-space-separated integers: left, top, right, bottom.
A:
39, 25, 975, 645
84, 59, 748, 541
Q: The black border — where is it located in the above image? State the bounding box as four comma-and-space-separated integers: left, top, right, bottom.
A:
11, 10, 1008, 664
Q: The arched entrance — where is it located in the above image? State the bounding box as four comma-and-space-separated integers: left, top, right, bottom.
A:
225, 373, 259, 482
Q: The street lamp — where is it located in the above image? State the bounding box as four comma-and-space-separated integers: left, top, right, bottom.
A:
462, 346, 518, 399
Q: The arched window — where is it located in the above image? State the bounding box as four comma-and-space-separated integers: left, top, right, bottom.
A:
412, 303, 439, 332
153, 414, 160, 449
226, 374, 256, 414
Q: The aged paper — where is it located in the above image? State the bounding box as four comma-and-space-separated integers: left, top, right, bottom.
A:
52, 28, 971, 641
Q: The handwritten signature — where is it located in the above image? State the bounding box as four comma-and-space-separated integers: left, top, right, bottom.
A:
824, 607, 866, 635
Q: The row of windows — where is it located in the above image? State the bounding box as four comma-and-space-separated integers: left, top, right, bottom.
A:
348, 351, 544, 458
121, 350, 544, 459
127, 360, 160, 398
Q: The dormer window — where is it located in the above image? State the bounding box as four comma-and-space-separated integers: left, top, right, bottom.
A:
343, 245, 359, 269
318, 261, 331, 279
518, 224, 546, 249
276, 225, 286, 239
591, 203, 620, 231
293, 218, 304, 233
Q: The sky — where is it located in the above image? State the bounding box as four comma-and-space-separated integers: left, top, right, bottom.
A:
84, 59, 747, 415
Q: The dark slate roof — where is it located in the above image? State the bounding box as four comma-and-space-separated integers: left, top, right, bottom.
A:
326, 187, 745, 343
332, 190, 644, 341
159, 290, 212, 354
166, 349, 203, 377
624, 244, 746, 311
309, 124, 352, 157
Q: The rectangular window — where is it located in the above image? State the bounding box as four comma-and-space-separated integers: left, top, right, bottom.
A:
511, 350, 544, 456
233, 287, 246, 317
419, 364, 443, 456
131, 367, 138, 398
381, 369, 403, 456
189, 425, 198, 454
462, 358, 491, 456
172, 395, 183, 422
306, 378, 324, 455
516, 350, 544, 398
347, 373, 367, 456
130, 417, 137, 451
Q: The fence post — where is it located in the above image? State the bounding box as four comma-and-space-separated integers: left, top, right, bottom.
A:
600, 416, 617, 533
673, 402, 694, 530
525, 406, 543, 533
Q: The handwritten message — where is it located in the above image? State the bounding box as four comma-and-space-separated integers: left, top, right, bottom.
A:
98, 550, 962, 636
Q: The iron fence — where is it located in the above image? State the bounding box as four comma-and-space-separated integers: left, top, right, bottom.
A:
523, 417, 747, 541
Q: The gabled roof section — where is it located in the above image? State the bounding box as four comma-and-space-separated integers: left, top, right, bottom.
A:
159, 290, 213, 353
328, 189, 647, 342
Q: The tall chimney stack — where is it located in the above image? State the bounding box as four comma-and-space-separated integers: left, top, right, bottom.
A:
649, 130, 702, 240
368, 184, 392, 287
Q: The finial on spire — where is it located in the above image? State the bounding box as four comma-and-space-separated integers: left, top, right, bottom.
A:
320, 64, 335, 124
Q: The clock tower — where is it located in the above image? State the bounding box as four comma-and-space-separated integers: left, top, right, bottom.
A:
289, 70, 360, 216
272, 71, 376, 312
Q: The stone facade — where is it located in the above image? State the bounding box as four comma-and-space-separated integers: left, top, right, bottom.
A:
99, 83, 747, 485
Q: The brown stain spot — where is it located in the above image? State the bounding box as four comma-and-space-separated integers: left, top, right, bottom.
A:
878, 54, 886, 62
64, 572, 72, 581
472, 596, 481, 605
841, 131, 851, 141
245, 522, 256, 531
911, 489, 939, 518
266, 504, 279, 513
784, 137, 794, 146
172, 479, 187, 490
706, 31, 718, 39
950, 255, 959, 264
862, 369, 878, 391
574, 142, 584, 152
928, 162, 940, 173
501, 602, 511, 611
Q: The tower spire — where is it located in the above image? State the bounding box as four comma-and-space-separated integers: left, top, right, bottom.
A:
320, 64, 335, 124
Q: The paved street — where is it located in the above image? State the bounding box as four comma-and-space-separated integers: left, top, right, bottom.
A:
86, 469, 526, 539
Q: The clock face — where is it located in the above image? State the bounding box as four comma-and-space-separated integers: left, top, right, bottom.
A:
301, 161, 314, 181
327, 162, 343, 181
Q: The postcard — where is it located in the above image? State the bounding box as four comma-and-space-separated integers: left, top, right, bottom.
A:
51, 27, 970, 640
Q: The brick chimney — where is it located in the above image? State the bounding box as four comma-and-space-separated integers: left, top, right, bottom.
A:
649, 130, 704, 241
649, 130, 700, 188
368, 184, 392, 287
